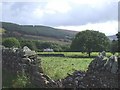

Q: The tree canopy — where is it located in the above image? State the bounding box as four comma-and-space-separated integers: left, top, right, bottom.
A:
70, 30, 110, 57
2, 37, 20, 48
110, 40, 118, 55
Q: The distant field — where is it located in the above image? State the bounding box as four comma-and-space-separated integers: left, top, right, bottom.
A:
40, 57, 93, 80
38, 52, 116, 58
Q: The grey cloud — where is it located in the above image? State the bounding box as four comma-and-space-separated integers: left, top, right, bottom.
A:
68, 2, 117, 25
118, 1, 120, 21
1, 1, 118, 26
37, 2, 117, 26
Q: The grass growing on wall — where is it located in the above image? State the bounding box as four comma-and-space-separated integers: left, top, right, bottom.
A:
2, 69, 34, 88
2, 69, 17, 88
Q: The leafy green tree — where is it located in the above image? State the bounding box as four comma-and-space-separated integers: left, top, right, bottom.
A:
70, 30, 110, 57
35, 41, 69, 52
60, 44, 70, 51
116, 32, 120, 41
116, 32, 120, 52
110, 40, 118, 55
19, 40, 36, 50
2, 37, 20, 48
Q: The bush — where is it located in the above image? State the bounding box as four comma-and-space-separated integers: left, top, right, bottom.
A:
12, 73, 30, 88
19, 39, 37, 50
18, 39, 70, 51
35, 41, 70, 51
2, 37, 20, 48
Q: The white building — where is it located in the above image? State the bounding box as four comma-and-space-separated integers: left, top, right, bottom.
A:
43, 48, 54, 52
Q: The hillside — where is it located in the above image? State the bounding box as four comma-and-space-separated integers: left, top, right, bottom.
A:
2, 22, 77, 40
108, 35, 117, 40
1, 22, 117, 42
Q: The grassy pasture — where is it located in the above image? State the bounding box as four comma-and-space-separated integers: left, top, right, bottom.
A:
39, 52, 118, 80
38, 52, 115, 58
40, 57, 93, 80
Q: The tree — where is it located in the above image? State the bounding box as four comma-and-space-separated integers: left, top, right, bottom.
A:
110, 40, 118, 55
35, 41, 62, 51
116, 32, 120, 41
70, 30, 110, 57
2, 37, 20, 48
19, 40, 36, 50
116, 32, 120, 52
34, 41, 70, 52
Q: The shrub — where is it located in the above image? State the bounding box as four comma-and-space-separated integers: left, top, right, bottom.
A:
12, 73, 30, 88
2, 37, 20, 48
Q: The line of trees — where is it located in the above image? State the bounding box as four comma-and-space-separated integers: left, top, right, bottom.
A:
2, 30, 119, 56
2, 37, 70, 52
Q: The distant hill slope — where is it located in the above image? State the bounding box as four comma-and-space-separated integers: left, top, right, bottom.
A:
108, 35, 118, 40
1, 22, 117, 42
1, 22, 77, 39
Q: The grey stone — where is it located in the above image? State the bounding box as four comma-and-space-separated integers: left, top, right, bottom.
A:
111, 59, 118, 74
22, 46, 36, 56
2, 48, 118, 88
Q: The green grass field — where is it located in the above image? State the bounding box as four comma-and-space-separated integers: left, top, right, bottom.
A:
38, 52, 117, 58
39, 52, 119, 80
40, 57, 93, 80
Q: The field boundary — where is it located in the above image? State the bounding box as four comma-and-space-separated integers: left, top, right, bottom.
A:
38, 54, 65, 57
38, 54, 96, 58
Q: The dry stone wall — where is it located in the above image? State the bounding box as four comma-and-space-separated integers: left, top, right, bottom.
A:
61, 51, 119, 88
2, 46, 59, 88
2, 48, 119, 88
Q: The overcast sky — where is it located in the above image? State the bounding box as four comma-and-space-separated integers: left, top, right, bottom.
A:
1, 0, 119, 36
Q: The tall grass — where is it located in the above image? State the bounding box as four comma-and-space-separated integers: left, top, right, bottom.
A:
3, 69, 32, 88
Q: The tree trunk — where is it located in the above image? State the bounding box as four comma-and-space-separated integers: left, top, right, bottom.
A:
88, 52, 91, 57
